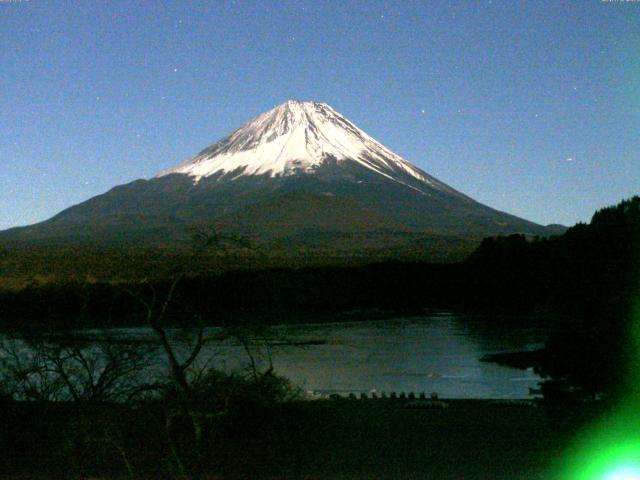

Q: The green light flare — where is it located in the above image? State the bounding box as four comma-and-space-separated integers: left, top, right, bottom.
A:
558, 432, 640, 480
554, 398, 640, 479
604, 466, 640, 480
555, 296, 640, 480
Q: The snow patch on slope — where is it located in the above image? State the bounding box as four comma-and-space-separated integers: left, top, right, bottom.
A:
159, 100, 456, 196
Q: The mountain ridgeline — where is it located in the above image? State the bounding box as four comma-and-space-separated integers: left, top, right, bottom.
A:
0, 100, 561, 260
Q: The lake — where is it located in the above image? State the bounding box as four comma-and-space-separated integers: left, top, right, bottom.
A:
64, 312, 547, 399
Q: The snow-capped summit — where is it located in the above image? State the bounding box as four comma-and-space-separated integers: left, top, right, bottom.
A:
160, 100, 456, 196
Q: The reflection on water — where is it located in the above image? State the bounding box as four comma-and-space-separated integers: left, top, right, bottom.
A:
255, 314, 545, 399
59, 313, 547, 399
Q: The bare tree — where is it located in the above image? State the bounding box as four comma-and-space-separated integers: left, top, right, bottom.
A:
122, 227, 254, 476
0, 334, 158, 479
0, 335, 156, 403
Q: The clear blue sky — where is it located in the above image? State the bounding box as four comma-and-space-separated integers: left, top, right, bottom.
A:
1, 0, 638, 230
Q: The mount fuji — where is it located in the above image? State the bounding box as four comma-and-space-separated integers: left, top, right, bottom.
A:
160, 100, 460, 195
0, 100, 561, 259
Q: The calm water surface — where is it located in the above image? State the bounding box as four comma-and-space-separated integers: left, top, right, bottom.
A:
77, 313, 546, 399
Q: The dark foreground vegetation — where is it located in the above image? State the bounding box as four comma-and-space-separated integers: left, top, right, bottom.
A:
1, 395, 584, 480
0, 196, 638, 479
0, 322, 585, 480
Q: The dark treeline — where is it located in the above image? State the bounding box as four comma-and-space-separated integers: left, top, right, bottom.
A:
0, 262, 466, 330
477, 196, 640, 403
468, 197, 639, 315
